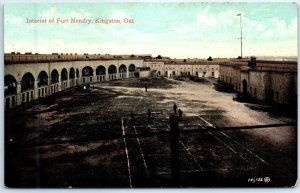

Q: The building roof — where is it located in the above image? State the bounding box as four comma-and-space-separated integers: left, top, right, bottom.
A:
4, 53, 144, 64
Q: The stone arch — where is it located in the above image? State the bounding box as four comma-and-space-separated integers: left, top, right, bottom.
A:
21, 72, 35, 92
129, 64, 136, 72
5, 75, 17, 95
82, 66, 94, 83
38, 71, 48, 87
108, 65, 117, 80
51, 69, 59, 84
119, 64, 127, 73
68, 67, 76, 87
5, 74, 17, 109
108, 65, 117, 74
82, 66, 93, 76
69, 67, 75, 79
96, 65, 106, 75
37, 71, 48, 98
61, 68, 68, 81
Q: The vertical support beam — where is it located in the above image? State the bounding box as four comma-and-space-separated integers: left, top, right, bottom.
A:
117, 62, 120, 79
16, 81, 22, 106
47, 77, 51, 96
34, 80, 39, 99
93, 68, 97, 83
105, 69, 109, 81
58, 72, 62, 92
169, 115, 180, 187
78, 70, 82, 85
67, 69, 70, 88
126, 65, 129, 78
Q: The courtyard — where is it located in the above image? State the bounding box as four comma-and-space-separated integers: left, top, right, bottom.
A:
5, 77, 297, 187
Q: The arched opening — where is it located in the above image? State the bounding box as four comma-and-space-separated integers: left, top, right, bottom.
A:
5, 75, 17, 109
119, 64, 127, 79
96, 65, 106, 82
51, 69, 59, 94
5, 75, 17, 95
38, 71, 48, 98
242, 79, 247, 95
82, 66, 94, 83
61, 68, 68, 90
128, 64, 136, 78
129, 64, 135, 72
38, 71, 48, 87
108, 65, 117, 80
69, 67, 75, 87
21, 72, 35, 103
108, 65, 117, 74
21, 73, 35, 92
82, 66, 93, 76
119, 64, 127, 73
69, 68, 75, 79
61, 68, 68, 81
51, 70, 59, 84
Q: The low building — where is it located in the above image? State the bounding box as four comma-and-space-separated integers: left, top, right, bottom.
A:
219, 57, 297, 106
144, 59, 220, 78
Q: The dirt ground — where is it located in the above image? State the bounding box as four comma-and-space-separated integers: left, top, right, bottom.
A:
4, 77, 297, 187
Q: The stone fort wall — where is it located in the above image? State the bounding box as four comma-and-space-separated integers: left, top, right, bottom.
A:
219, 61, 297, 105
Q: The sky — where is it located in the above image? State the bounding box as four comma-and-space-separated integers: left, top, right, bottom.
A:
4, 2, 298, 59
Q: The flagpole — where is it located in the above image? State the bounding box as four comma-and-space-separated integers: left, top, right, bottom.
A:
237, 13, 243, 58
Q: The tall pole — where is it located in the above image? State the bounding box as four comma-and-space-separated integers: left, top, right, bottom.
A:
237, 13, 243, 58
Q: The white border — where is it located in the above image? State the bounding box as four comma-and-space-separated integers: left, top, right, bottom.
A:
0, 0, 299, 193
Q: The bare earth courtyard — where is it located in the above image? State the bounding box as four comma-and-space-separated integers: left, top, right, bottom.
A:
5, 77, 296, 187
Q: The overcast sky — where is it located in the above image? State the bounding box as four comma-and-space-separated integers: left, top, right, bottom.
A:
4, 3, 298, 58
